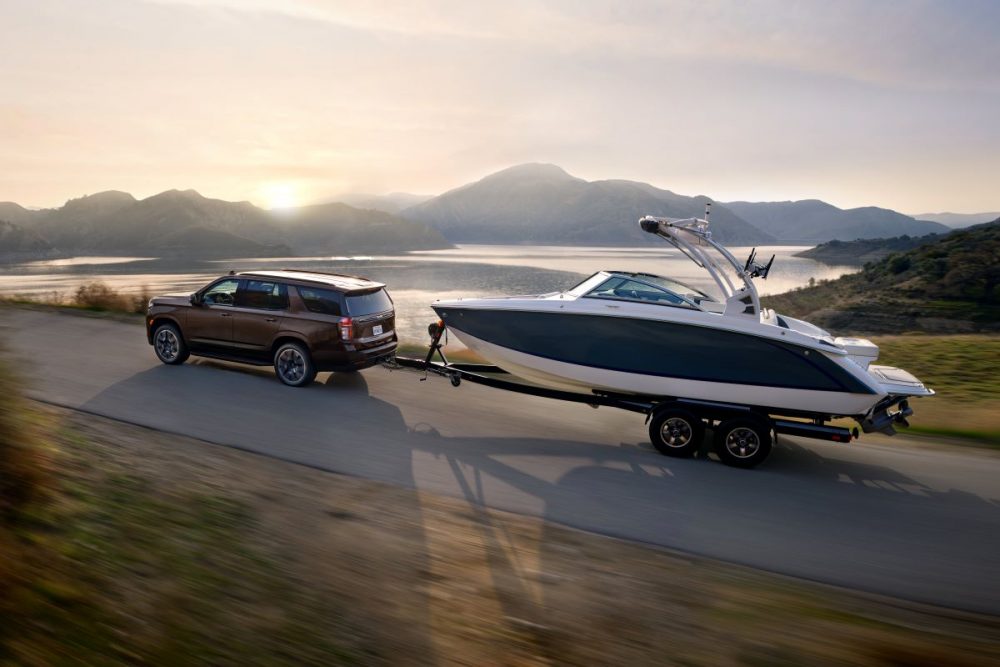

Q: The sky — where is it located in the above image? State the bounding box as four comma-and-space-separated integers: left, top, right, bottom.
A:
1, 0, 998, 213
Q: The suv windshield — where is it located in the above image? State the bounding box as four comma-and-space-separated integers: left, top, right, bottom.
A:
346, 289, 393, 316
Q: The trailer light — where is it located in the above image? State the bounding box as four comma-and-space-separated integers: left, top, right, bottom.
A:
338, 317, 353, 341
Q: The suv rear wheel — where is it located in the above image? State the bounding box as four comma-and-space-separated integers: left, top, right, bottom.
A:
274, 342, 316, 387
153, 323, 189, 365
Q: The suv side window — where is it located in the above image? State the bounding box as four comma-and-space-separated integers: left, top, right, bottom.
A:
238, 280, 288, 310
202, 278, 240, 306
297, 286, 343, 316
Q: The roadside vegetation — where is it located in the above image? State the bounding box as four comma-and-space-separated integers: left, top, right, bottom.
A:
2, 404, 998, 665
874, 335, 1000, 443
766, 219, 1000, 334
1, 280, 149, 316
0, 351, 49, 519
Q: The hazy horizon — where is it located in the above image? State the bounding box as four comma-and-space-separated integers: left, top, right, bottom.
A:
2, 0, 998, 213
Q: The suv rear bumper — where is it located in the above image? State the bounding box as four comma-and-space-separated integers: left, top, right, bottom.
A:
314, 339, 398, 372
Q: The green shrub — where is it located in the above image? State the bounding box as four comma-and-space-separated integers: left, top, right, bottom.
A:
888, 254, 911, 274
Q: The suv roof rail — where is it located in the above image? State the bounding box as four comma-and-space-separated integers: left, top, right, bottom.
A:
277, 268, 372, 280
237, 269, 383, 290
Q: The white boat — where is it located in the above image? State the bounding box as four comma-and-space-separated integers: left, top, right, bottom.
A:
431, 212, 932, 439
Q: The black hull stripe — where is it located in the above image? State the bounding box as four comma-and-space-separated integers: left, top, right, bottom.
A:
434, 307, 876, 395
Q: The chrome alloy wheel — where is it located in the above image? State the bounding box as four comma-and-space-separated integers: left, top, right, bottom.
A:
724, 427, 761, 459
277, 347, 306, 383
155, 327, 180, 362
659, 417, 694, 449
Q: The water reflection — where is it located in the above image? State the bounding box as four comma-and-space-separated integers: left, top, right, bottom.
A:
0, 245, 856, 342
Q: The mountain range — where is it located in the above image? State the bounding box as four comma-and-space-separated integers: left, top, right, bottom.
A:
722, 199, 946, 243
2, 162, 988, 260
335, 192, 433, 214
349, 164, 955, 245
910, 211, 1000, 227
0, 190, 450, 260
399, 163, 772, 246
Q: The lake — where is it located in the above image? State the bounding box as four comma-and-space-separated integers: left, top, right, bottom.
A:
0, 245, 855, 343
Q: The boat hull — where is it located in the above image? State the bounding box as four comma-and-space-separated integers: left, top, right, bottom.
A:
433, 305, 885, 416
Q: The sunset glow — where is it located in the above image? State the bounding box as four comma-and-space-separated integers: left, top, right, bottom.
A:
0, 1, 997, 213
260, 183, 299, 211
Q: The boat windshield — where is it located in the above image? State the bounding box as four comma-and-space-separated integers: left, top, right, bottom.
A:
632, 275, 714, 304
568, 272, 714, 305
582, 276, 700, 309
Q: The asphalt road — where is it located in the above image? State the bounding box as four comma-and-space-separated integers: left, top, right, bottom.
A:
3, 307, 999, 614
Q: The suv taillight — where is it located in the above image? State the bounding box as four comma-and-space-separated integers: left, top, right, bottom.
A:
338, 317, 353, 341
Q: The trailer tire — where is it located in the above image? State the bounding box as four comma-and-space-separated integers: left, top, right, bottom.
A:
713, 416, 772, 468
649, 406, 705, 458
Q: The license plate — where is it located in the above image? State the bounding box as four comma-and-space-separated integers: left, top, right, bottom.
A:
372, 324, 383, 336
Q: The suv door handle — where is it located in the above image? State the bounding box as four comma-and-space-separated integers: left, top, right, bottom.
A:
220, 312, 232, 317
265, 317, 277, 322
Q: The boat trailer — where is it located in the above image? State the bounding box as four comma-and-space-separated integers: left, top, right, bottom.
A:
386, 321, 861, 469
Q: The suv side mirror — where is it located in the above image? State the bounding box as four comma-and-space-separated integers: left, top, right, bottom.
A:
190, 293, 201, 306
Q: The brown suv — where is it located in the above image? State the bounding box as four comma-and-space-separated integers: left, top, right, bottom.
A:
145, 270, 397, 386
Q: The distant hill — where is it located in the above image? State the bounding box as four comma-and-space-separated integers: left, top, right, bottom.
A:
794, 232, 949, 265
5, 190, 450, 259
275, 202, 450, 254
911, 211, 1000, 228
764, 219, 1000, 333
724, 199, 948, 243
401, 163, 775, 246
0, 220, 56, 262
335, 192, 433, 214
0, 202, 43, 226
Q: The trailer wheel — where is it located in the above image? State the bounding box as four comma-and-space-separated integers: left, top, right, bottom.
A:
713, 416, 772, 468
649, 406, 705, 458
449, 373, 462, 387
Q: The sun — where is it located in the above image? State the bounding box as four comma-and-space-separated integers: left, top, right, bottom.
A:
261, 183, 298, 210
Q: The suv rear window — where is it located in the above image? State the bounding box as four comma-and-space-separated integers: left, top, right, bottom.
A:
297, 286, 344, 316
346, 289, 393, 316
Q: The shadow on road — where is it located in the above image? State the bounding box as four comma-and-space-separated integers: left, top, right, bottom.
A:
78, 362, 1000, 616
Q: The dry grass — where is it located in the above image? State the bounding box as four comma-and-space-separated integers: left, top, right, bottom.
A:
0, 351, 50, 518
2, 281, 151, 315
72, 281, 150, 314
0, 349, 53, 660
872, 334, 1000, 443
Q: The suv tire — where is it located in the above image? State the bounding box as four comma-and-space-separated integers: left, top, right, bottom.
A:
153, 323, 190, 365
274, 342, 317, 387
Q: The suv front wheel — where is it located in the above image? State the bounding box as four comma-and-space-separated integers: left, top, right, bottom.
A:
274, 342, 317, 387
153, 323, 190, 365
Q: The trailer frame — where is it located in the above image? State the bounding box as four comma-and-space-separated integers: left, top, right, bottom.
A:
384, 323, 865, 469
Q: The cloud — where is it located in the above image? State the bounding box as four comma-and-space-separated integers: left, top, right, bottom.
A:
143, 0, 1000, 92
1, 0, 997, 211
